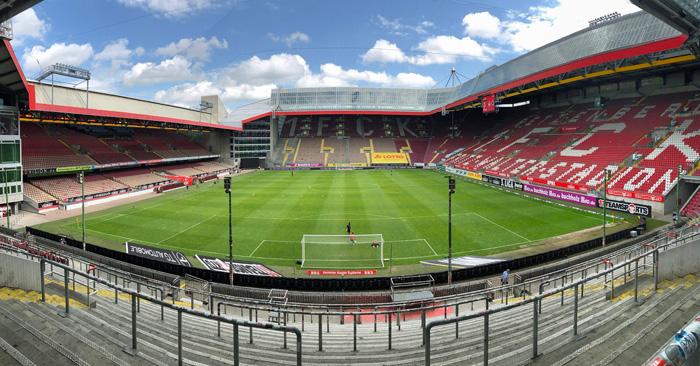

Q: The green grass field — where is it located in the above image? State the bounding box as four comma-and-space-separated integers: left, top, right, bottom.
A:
35, 169, 632, 275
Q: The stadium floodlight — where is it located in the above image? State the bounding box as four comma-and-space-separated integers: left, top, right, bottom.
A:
676, 164, 683, 218
447, 177, 456, 285
602, 169, 610, 246
301, 234, 384, 269
224, 176, 233, 285
79, 171, 85, 251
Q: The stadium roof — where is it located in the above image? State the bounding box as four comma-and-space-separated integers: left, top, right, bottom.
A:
225, 10, 689, 126
0, 38, 240, 132
0, 0, 42, 23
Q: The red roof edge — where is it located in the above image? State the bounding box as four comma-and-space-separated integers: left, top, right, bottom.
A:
240, 34, 689, 123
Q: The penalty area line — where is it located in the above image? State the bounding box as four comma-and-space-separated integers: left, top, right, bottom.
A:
472, 213, 530, 242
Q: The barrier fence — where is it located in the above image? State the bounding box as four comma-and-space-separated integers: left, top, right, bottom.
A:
2, 225, 698, 323
0, 223, 697, 365
423, 228, 696, 366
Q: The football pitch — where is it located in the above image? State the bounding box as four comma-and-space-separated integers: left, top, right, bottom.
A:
35, 169, 632, 275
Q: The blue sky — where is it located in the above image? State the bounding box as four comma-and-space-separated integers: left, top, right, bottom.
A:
11, 0, 640, 110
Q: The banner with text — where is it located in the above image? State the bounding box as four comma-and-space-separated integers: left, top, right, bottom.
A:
482, 174, 523, 191
445, 166, 482, 181
125, 242, 192, 267
597, 198, 652, 217
195, 255, 281, 277
371, 152, 408, 164
607, 188, 664, 202
422, 256, 505, 268
523, 184, 597, 207
306, 269, 377, 276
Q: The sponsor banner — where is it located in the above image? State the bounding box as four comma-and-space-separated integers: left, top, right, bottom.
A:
482, 94, 497, 114
607, 188, 665, 202
560, 126, 579, 132
371, 152, 408, 164
196, 255, 281, 277
125, 242, 192, 267
466, 171, 483, 181
596, 198, 652, 217
485, 169, 508, 177
166, 175, 194, 186
288, 163, 323, 167
523, 183, 597, 207
482, 174, 523, 191
423, 255, 505, 268
55, 165, 93, 173
446, 166, 482, 181
521, 176, 587, 192
446, 166, 467, 177
306, 269, 377, 276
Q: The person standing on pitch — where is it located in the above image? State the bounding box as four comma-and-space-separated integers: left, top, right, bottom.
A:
346, 222, 352, 235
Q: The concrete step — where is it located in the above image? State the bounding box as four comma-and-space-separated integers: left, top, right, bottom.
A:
531, 274, 700, 366
0, 303, 78, 366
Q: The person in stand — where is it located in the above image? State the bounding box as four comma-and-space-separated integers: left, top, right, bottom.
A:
673, 212, 678, 224
501, 269, 510, 286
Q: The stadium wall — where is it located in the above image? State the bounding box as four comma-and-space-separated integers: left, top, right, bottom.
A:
30, 82, 221, 127
658, 236, 700, 280
0, 252, 40, 292
25, 225, 631, 291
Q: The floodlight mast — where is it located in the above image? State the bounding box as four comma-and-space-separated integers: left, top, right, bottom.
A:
224, 177, 233, 285
447, 176, 456, 285
35, 63, 92, 108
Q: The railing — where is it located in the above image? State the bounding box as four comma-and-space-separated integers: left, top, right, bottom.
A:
423, 230, 691, 366
6, 223, 699, 322
38, 259, 303, 366
0, 222, 697, 364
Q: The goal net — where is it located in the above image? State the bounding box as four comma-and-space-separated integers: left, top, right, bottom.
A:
301, 234, 384, 269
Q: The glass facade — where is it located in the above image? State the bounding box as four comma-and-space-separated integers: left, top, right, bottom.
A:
231, 120, 271, 159
0, 108, 22, 207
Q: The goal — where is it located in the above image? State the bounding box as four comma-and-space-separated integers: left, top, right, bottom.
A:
301, 234, 384, 269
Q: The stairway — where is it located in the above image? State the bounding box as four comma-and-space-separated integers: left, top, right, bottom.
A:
0, 269, 697, 365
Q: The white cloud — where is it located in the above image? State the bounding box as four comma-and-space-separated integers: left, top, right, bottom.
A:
361, 39, 409, 64
22, 43, 94, 74
153, 54, 436, 106
117, 0, 217, 17
11, 9, 48, 46
154, 80, 222, 107
297, 63, 435, 88
223, 53, 310, 85
155, 36, 228, 62
375, 15, 434, 35
362, 36, 496, 65
123, 56, 194, 86
268, 32, 311, 47
154, 80, 277, 106
462, 12, 501, 39
94, 39, 144, 68
392, 72, 436, 88
478, 0, 640, 52
412, 35, 497, 64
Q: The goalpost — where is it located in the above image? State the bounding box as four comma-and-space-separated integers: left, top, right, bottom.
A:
301, 234, 384, 269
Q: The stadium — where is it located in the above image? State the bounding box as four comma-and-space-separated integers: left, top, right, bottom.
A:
0, 0, 699, 365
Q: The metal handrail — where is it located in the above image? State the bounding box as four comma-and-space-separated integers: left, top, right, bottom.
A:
423, 231, 691, 365
39, 259, 303, 366
6, 224, 697, 321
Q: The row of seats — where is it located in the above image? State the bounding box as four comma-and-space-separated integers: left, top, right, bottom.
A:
21, 123, 213, 171
30, 175, 129, 202
22, 182, 58, 205
26, 161, 235, 204
440, 91, 700, 200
